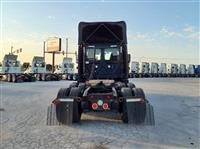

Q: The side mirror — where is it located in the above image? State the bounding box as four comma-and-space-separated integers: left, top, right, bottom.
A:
128, 54, 131, 63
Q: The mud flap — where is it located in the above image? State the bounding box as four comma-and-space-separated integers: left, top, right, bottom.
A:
144, 103, 155, 125
126, 101, 146, 124
58, 101, 74, 125
47, 104, 59, 125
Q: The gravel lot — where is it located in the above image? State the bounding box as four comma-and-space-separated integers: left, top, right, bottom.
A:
0, 78, 199, 149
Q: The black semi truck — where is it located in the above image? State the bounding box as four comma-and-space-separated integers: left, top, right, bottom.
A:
47, 21, 155, 125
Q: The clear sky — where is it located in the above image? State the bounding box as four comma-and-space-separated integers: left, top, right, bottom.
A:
0, 0, 199, 65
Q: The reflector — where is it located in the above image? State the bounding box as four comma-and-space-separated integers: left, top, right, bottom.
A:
103, 103, 109, 109
52, 98, 60, 105
92, 103, 98, 109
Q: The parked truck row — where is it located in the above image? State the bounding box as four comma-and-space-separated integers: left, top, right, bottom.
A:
0, 54, 77, 82
129, 62, 200, 78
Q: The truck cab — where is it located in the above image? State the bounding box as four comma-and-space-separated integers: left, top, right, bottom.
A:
47, 21, 154, 126
26, 56, 46, 74
78, 21, 129, 83
2, 54, 21, 74
54, 57, 76, 80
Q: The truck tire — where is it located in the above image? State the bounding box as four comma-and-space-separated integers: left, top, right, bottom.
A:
121, 87, 147, 124
132, 88, 146, 124
69, 87, 82, 123
121, 87, 132, 123
55, 87, 82, 125
132, 88, 145, 99
12, 74, 16, 83
127, 82, 136, 89
31, 76, 36, 82
36, 74, 41, 81
144, 103, 155, 125
58, 75, 62, 81
133, 88, 155, 125
56, 88, 72, 125
41, 74, 46, 81
47, 104, 60, 125
67, 75, 71, 80
7, 74, 12, 82
72, 75, 77, 81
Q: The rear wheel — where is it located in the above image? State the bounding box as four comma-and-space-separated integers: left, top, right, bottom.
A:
36, 74, 41, 81
56, 88, 71, 124
121, 88, 132, 123
127, 82, 136, 89
12, 74, 16, 83
55, 87, 81, 125
67, 75, 71, 80
69, 87, 82, 122
121, 87, 146, 124
72, 75, 77, 81
7, 74, 12, 82
132, 88, 146, 124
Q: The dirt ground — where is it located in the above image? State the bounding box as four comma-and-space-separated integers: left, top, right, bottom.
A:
0, 78, 199, 149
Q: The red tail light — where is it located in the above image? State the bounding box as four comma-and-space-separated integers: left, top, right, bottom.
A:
52, 98, 60, 105
140, 98, 145, 104
103, 103, 109, 110
106, 95, 111, 99
89, 95, 94, 99
92, 103, 98, 109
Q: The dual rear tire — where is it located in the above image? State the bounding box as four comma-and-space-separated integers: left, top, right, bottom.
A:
7, 74, 18, 82
55, 87, 81, 125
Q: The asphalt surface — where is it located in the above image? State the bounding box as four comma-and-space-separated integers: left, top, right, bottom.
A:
0, 78, 199, 149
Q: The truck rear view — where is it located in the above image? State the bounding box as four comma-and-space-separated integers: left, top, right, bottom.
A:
47, 21, 155, 125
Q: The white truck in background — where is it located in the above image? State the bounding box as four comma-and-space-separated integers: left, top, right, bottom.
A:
140, 62, 150, 77
129, 61, 139, 78
150, 62, 159, 77
158, 63, 167, 77
0, 54, 35, 82
54, 57, 77, 80
25, 56, 61, 81
179, 64, 187, 77
187, 64, 195, 77
168, 64, 179, 77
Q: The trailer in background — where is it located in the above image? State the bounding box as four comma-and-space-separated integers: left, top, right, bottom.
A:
25, 56, 61, 81
54, 57, 77, 80
0, 54, 35, 82
129, 61, 139, 78
140, 62, 150, 77
179, 64, 187, 77
150, 62, 159, 77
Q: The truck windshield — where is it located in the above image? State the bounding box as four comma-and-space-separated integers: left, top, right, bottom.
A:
86, 47, 120, 61
35, 62, 45, 67
104, 48, 120, 61
64, 63, 74, 68
86, 48, 101, 61
6, 61, 19, 67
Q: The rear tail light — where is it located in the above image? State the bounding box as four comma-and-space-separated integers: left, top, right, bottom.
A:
92, 103, 98, 110
52, 98, 61, 105
140, 98, 145, 104
103, 103, 109, 110
89, 95, 94, 99
106, 95, 111, 99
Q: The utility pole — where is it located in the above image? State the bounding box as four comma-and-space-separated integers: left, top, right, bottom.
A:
52, 52, 55, 73
11, 46, 13, 54
43, 41, 46, 61
66, 38, 68, 58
